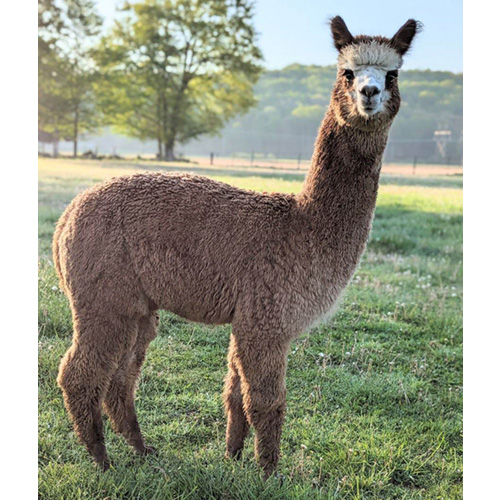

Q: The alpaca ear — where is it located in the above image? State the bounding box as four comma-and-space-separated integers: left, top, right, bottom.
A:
330, 16, 354, 52
390, 19, 423, 55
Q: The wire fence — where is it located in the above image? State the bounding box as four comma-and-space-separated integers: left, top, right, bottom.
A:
41, 129, 463, 166
180, 130, 463, 166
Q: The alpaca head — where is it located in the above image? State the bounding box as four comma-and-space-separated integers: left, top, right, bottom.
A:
330, 17, 422, 130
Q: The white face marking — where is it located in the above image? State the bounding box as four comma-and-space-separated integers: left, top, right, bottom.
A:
338, 41, 402, 70
338, 41, 402, 117
352, 66, 389, 116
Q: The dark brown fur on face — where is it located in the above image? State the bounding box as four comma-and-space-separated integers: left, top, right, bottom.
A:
53, 17, 419, 476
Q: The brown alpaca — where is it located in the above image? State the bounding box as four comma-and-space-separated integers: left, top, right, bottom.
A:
53, 17, 420, 475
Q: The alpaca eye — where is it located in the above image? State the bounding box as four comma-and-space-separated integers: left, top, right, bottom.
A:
386, 70, 398, 86
343, 69, 354, 82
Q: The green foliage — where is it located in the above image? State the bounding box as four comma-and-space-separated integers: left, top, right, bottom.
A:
38, 0, 70, 138
38, 0, 103, 155
394, 70, 463, 140
95, 0, 262, 159
38, 159, 462, 499
217, 65, 462, 156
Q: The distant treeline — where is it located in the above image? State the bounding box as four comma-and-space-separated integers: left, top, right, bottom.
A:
183, 64, 463, 164
49, 58, 463, 164
39, 1, 463, 163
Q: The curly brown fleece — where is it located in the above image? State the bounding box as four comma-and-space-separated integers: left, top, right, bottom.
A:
53, 17, 420, 475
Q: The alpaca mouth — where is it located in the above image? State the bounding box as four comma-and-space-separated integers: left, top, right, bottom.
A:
360, 104, 378, 116
362, 94, 386, 114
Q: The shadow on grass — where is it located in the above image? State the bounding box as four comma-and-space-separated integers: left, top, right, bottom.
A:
370, 207, 462, 257
379, 174, 463, 189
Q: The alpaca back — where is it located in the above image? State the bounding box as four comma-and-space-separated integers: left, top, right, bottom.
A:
53, 172, 301, 326
118, 173, 298, 324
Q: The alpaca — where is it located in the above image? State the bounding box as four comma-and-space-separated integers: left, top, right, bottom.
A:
53, 16, 420, 475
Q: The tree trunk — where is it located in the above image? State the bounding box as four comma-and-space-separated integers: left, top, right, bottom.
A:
164, 84, 187, 162
73, 109, 79, 158
53, 130, 59, 158
157, 91, 164, 160
164, 141, 175, 161
157, 136, 163, 160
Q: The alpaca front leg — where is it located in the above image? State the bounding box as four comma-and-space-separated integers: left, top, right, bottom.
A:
223, 334, 249, 459
235, 335, 289, 476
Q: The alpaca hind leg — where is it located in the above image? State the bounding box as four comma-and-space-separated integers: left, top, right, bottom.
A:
234, 334, 289, 476
104, 312, 158, 454
57, 315, 134, 470
223, 333, 250, 459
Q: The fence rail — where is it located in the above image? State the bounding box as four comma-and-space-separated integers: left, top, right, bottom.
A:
41, 129, 463, 166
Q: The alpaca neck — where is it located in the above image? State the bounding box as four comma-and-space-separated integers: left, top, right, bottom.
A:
297, 105, 389, 272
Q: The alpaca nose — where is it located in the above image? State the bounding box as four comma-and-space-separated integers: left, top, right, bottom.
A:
360, 85, 380, 98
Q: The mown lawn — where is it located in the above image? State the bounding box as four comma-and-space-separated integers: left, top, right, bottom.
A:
38, 158, 462, 499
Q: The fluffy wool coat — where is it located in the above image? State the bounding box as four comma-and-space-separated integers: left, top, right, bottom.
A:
53, 16, 420, 474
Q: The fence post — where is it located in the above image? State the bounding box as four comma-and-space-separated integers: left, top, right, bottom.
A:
413, 156, 417, 175
210, 152, 214, 165
297, 153, 301, 169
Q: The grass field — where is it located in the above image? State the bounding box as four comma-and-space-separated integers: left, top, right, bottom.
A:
38, 158, 463, 499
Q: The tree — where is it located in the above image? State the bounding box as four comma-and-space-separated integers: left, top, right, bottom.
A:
38, 0, 102, 157
39, 0, 67, 155
96, 0, 262, 160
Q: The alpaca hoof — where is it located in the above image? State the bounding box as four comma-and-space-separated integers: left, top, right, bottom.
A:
130, 438, 157, 455
96, 458, 111, 472
88, 442, 110, 471
142, 445, 157, 455
226, 447, 243, 460
261, 464, 279, 480
134, 443, 157, 455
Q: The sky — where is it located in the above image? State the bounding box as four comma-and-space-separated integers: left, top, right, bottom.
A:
94, 0, 463, 73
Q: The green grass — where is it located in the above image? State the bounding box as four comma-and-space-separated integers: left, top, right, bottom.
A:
38, 158, 462, 499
